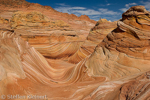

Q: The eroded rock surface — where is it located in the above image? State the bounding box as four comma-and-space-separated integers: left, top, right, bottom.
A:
83, 71, 150, 100
0, 0, 96, 59
0, 29, 105, 100
86, 6, 150, 80
10, 11, 69, 29
1, 3, 150, 100
68, 19, 117, 63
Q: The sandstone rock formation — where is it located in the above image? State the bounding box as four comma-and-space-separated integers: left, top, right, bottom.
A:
0, 17, 9, 24
68, 19, 117, 63
87, 19, 117, 43
83, 6, 150, 100
1, 1, 150, 100
0, 17, 9, 29
83, 71, 150, 100
0, 0, 96, 59
10, 11, 69, 29
85, 6, 150, 80
0, 29, 105, 100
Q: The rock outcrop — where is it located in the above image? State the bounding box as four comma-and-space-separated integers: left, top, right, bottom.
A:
0, 0, 96, 59
1, 1, 150, 100
10, 11, 69, 29
85, 6, 150, 80
9, 11, 83, 58
68, 19, 117, 63
0, 0, 54, 9
87, 19, 117, 43
83, 71, 150, 100
0, 17, 9, 24
82, 6, 150, 100
0, 29, 105, 100
1, 26, 149, 100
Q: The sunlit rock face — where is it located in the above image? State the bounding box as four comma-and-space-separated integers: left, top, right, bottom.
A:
0, 29, 106, 100
10, 11, 69, 29
87, 19, 117, 43
9, 11, 83, 58
83, 71, 150, 100
85, 6, 150, 79
0, 0, 96, 59
82, 6, 150, 100
1, 3, 150, 100
68, 19, 117, 64
1, 28, 149, 100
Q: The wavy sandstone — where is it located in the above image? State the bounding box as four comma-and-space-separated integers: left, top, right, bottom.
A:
1, 28, 149, 100
82, 6, 150, 100
0, 3, 150, 100
68, 19, 117, 63
83, 71, 150, 100
0, 0, 96, 59
0, 29, 106, 100
9, 11, 84, 58
85, 6, 150, 80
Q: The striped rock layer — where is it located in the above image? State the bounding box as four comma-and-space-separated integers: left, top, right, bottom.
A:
68, 19, 117, 64
86, 6, 150, 79
0, 29, 105, 100
0, 5, 150, 100
0, 0, 96, 59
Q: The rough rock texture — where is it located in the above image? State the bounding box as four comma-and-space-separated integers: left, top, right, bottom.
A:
85, 6, 150, 80
10, 11, 69, 29
0, 17, 9, 24
83, 71, 150, 100
119, 72, 150, 100
68, 19, 117, 63
0, 17, 9, 29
